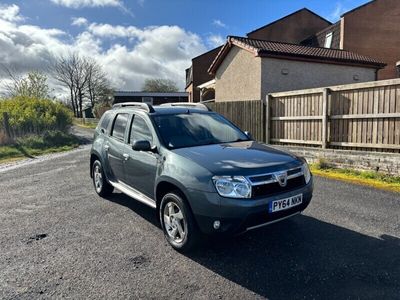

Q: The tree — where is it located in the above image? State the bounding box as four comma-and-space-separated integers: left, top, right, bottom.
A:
85, 59, 113, 108
142, 78, 179, 93
52, 53, 111, 118
1, 68, 51, 99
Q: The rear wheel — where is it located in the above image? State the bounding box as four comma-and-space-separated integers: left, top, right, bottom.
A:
160, 191, 199, 252
92, 160, 113, 197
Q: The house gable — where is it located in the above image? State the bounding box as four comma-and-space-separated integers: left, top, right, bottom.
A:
247, 8, 331, 44
215, 46, 262, 101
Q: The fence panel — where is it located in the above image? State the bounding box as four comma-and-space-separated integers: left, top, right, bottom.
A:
269, 92, 324, 146
206, 100, 265, 142
267, 79, 400, 152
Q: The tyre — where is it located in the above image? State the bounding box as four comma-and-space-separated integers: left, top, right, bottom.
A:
92, 160, 114, 197
160, 191, 199, 252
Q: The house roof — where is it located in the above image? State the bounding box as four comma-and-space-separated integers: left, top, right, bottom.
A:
247, 8, 332, 36
208, 36, 386, 75
342, 0, 375, 17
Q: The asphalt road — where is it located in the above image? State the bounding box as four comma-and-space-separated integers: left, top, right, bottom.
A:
0, 131, 399, 299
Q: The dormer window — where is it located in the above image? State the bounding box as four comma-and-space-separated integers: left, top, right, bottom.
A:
324, 32, 333, 48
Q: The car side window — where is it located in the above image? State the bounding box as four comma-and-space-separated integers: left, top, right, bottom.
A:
130, 115, 153, 144
111, 113, 128, 141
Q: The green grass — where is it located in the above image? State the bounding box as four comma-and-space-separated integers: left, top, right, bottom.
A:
0, 131, 80, 164
311, 159, 400, 193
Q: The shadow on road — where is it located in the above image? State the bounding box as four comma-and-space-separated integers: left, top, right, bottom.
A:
104, 192, 400, 299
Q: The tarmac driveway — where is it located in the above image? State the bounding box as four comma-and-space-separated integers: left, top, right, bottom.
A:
0, 142, 399, 299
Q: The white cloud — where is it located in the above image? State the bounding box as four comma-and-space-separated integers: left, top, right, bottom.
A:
51, 0, 134, 17
207, 34, 225, 48
0, 4, 23, 22
137, 0, 145, 7
50, 0, 122, 8
71, 17, 88, 26
0, 5, 208, 94
330, 2, 347, 21
212, 19, 227, 28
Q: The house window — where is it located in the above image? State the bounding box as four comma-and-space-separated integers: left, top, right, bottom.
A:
324, 32, 333, 48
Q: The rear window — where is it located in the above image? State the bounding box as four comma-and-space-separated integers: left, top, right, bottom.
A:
111, 113, 129, 141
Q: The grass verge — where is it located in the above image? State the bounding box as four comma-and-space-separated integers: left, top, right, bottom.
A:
310, 163, 400, 193
0, 131, 80, 164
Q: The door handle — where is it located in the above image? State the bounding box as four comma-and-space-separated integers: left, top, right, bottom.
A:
123, 154, 130, 161
104, 145, 110, 151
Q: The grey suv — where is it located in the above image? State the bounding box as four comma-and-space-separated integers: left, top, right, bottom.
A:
90, 102, 313, 251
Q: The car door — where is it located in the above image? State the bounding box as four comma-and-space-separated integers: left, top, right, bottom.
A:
106, 113, 130, 182
123, 114, 158, 198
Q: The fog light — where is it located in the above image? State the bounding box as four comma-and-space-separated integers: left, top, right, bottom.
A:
213, 220, 221, 230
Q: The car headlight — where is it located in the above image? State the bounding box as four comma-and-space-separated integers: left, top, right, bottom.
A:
303, 162, 311, 184
212, 176, 252, 198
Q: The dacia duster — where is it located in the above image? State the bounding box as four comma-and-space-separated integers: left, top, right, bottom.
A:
90, 102, 313, 251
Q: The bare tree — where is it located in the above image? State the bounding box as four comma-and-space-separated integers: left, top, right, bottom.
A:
85, 59, 113, 108
1, 66, 50, 99
52, 53, 112, 118
142, 78, 179, 92
52, 54, 80, 117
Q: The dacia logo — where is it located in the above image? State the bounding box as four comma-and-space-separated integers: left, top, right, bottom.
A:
274, 171, 288, 187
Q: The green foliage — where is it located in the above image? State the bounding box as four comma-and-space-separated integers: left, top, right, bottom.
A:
314, 158, 332, 170
142, 78, 179, 92
0, 131, 79, 161
4, 71, 51, 99
0, 96, 73, 137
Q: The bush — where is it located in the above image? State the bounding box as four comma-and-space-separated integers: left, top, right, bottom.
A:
0, 96, 73, 137
314, 158, 332, 170
16, 131, 79, 149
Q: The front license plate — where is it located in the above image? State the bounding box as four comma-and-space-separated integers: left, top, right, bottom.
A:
269, 194, 303, 213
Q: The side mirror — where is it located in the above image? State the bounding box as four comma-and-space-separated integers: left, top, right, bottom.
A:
244, 131, 253, 139
132, 140, 152, 151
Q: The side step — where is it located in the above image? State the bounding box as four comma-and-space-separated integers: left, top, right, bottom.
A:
109, 180, 157, 209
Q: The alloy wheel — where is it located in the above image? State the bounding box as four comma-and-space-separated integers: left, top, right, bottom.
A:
163, 202, 186, 244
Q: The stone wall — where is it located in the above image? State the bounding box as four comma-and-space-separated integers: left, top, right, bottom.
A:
273, 145, 400, 176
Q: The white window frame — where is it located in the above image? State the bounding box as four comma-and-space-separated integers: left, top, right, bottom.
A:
324, 32, 333, 48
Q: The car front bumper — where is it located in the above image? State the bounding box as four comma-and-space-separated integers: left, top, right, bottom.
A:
186, 177, 313, 235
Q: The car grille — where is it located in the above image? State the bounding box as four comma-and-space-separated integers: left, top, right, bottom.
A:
251, 175, 306, 198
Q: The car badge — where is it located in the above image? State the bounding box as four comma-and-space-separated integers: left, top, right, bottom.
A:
274, 171, 288, 187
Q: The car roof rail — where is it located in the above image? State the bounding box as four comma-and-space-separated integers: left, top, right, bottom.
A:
112, 102, 155, 113
159, 102, 211, 111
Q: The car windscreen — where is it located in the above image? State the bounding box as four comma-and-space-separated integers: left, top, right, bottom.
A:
152, 112, 250, 149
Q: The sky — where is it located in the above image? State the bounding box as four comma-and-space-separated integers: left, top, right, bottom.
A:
0, 0, 370, 97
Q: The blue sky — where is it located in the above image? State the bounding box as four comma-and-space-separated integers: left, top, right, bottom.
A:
0, 0, 370, 93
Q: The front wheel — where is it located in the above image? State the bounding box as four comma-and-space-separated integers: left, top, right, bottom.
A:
160, 191, 199, 252
92, 160, 114, 197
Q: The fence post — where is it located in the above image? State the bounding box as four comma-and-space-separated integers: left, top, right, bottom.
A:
2, 112, 13, 144
265, 94, 272, 144
321, 88, 330, 149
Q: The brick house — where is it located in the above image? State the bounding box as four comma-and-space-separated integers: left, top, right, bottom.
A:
185, 46, 222, 102
186, 0, 400, 100
302, 0, 400, 80
247, 8, 331, 44
208, 36, 385, 102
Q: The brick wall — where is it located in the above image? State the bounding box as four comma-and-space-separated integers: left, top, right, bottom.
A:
273, 145, 400, 176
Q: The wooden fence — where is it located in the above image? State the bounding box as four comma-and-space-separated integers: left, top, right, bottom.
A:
267, 79, 400, 152
203, 78, 400, 153
206, 100, 265, 142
